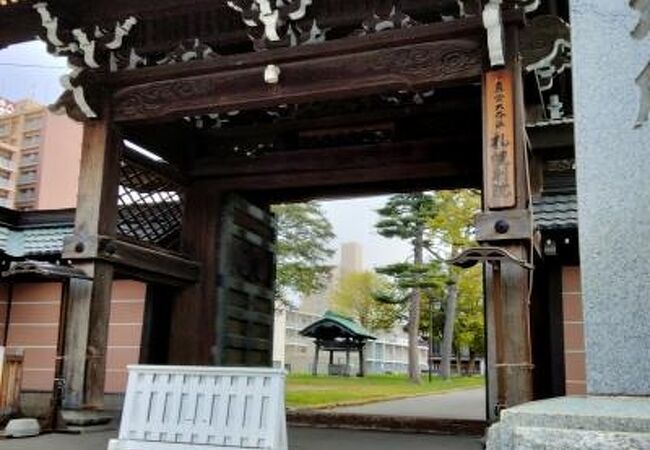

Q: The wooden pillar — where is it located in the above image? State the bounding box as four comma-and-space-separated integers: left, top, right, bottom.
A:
312, 343, 320, 376
139, 283, 176, 365
167, 183, 221, 364
480, 25, 533, 422
62, 114, 120, 410
358, 345, 365, 377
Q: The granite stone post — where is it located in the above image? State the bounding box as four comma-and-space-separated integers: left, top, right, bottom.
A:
486, 1, 650, 447
572, 0, 650, 396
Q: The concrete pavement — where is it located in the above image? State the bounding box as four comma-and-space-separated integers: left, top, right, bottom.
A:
0, 428, 482, 450
332, 387, 486, 420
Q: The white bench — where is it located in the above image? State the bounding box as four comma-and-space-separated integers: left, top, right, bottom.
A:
108, 365, 287, 450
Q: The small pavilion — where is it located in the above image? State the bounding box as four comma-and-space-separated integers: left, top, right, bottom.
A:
300, 311, 376, 377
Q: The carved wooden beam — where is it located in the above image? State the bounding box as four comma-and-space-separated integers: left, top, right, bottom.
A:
110, 19, 488, 123
190, 136, 482, 199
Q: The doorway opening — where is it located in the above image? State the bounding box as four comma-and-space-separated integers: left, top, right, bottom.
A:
272, 193, 487, 423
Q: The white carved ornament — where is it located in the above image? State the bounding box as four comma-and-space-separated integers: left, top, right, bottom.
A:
227, 0, 322, 50
33, 2, 142, 119
483, 0, 505, 67
527, 38, 571, 91
358, 6, 418, 35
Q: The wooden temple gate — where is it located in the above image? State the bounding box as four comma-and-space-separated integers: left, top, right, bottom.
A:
0, 0, 573, 423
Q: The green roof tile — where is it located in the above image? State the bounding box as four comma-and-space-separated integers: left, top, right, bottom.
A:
300, 310, 376, 340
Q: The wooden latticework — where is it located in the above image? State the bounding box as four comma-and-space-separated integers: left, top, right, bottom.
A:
117, 157, 185, 250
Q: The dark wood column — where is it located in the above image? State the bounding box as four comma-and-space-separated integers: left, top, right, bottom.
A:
139, 283, 176, 365
479, 25, 534, 422
166, 183, 222, 364
358, 345, 365, 377
62, 114, 120, 410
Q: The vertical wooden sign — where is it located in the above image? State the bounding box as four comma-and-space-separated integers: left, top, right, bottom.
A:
484, 69, 516, 209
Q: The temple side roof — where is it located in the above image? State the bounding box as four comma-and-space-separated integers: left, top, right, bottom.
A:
533, 193, 578, 231
0, 208, 74, 257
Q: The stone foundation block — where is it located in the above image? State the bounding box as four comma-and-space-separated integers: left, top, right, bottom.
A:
486, 396, 650, 449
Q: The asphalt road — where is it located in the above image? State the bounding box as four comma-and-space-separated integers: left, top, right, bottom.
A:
1, 428, 482, 450
332, 387, 487, 420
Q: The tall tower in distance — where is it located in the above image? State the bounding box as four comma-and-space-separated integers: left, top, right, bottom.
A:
299, 241, 364, 315
339, 241, 363, 276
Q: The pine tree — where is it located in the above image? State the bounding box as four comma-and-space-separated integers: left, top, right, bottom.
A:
375, 193, 438, 383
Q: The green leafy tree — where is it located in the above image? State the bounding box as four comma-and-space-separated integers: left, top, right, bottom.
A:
330, 271, 400, 332
273, 202, 336, 305
427, 190, 482, 379
375, 193, 438, 383
453, 265, 484, 374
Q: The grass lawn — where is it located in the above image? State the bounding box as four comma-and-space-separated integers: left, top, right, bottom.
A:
286, 374, 485, 409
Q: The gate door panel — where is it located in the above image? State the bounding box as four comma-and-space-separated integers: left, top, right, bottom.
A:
217, 194, 276, 366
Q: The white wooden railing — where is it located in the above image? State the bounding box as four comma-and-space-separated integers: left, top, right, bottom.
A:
108, 365, 287, 450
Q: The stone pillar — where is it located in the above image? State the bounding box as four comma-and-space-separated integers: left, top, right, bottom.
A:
487, 1, 650, 447
572, 0, 650, 396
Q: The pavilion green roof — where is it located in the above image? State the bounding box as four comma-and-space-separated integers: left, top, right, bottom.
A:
300, 310, 376, 341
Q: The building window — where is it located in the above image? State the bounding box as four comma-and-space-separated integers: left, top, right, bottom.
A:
0, 152, 13, 170
18, 169, 37, 185
20, 152, 39, 166
22, 133, 41, 149
16, 187, 36, 203
24, 115, 43, 131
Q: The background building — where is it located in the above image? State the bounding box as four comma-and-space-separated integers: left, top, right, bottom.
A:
279, 241, 429, 375
0, 98, 82, 210
0, 141, 18, 207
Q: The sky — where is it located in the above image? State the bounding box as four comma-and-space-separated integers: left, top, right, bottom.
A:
0, 41, 411, 269
0, 41, 67, 103
321, 196, 411, 270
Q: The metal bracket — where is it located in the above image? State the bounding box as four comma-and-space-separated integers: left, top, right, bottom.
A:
448, 246, 533, 270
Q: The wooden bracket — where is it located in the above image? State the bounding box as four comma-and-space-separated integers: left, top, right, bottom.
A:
63, 234, 200, 284
475, 209, 532, 243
